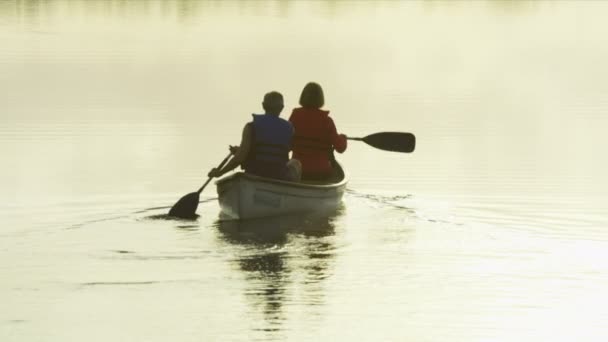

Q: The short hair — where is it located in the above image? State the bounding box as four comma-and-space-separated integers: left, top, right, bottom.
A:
299, 82, 324, 109
262, 91, 284, 115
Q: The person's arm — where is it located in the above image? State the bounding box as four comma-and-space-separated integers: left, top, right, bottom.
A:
287, 110, 297, 153
288, 109, 296, 123
327, 117, 347, 153
208, 123, 252, 177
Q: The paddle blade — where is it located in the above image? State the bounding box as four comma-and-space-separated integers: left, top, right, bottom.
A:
362, 132, 416, 153
168, 192, 200, 219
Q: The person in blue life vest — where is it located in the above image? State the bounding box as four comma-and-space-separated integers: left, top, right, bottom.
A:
207, 91, 302, 181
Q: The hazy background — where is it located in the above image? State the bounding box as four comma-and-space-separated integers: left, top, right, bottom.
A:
2, 1, 608, 341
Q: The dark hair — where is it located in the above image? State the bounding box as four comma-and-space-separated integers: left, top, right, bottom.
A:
299, 82, 324, 109
262, 91, 284, 115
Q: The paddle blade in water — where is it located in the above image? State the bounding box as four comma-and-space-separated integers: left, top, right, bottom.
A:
168, 192, 200, 219
362, 132, 416, 153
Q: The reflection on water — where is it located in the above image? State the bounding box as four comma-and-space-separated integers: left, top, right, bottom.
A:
216, 211, 339, 335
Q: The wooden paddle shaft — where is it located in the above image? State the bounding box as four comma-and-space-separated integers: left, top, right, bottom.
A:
197, 152, 233, 194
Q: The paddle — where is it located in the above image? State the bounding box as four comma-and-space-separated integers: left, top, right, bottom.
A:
168, 152, 233, 219
347, 132, 416, 153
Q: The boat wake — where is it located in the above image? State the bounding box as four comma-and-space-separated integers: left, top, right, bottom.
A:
66, 197, 219, 229
345, 188, 462, 227
345, 188, 415, 213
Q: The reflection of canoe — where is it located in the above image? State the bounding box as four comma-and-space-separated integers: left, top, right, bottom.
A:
216, 212, 337, 244
215, 161, 348, 220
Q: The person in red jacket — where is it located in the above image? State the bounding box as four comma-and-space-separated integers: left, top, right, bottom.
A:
289, 82, 347, 180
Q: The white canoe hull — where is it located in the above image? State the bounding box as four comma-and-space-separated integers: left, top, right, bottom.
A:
215, 162, 347, 220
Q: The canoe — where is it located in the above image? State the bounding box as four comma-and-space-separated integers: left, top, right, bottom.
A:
215, 161, 348, 220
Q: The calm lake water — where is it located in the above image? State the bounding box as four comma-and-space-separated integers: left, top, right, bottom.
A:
2, 1, 608, 341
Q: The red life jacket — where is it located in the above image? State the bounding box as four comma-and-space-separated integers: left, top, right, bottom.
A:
288, 107, 347, 178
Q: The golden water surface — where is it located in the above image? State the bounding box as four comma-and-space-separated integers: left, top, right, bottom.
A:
2, 1, 608, 341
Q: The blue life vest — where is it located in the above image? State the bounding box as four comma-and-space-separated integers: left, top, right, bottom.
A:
244, 114, 293, 179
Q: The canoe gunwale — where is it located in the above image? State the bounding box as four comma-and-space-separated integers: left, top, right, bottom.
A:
215, 161, 348, 191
